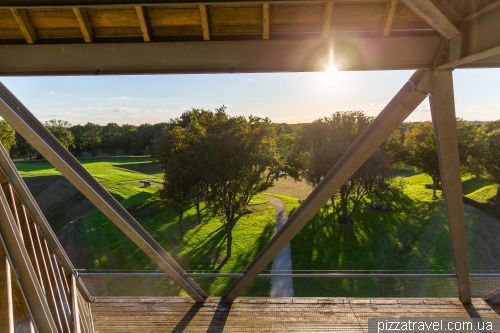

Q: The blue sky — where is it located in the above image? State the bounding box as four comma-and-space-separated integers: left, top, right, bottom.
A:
1, 68, 499, 126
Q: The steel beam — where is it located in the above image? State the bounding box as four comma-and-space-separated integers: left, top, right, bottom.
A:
429, 70, 471, 304
0, 142, 92, 302
0, 37, 444, 76
400, 0, 461, 38
222, 69, 434, 303
0, 179, 58, 332
0, 83, 208, 302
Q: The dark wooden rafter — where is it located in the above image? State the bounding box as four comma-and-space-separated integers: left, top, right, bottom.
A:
135, 6, 151, 42
199, 4, 210, 40
382, 0, 398, 36
321, 2, 334, 39
73, 8, 94, 43
10, 8, 38, 43
263, 3, 270, 39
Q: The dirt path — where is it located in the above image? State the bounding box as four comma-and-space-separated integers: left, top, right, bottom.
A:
251, 194, 294, 297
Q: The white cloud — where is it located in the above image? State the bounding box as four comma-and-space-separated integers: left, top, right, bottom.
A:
110, 96, 133, 100
48, 91, 57, 95
68, 107, 80, 110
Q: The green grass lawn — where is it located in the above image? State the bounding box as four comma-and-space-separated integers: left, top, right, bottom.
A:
15, 156, 276, 296
265, 173, 494, 297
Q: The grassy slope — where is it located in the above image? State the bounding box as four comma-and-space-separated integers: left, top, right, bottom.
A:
16, 156, 275, 296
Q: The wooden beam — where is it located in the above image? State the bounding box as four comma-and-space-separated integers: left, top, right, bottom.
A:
0, 256, 14, 333
222, 69, 434, 303
400, 0, 461, 38
73, 8, 93, 43
428, 70, 471, 304
72, 275, 81, 333
263, 3, 270, 40
10, 9, 38, 44
135, 6, 151, 42
382, 0, 398, 36
321, 2, 334, 39
199, 5, 210, 41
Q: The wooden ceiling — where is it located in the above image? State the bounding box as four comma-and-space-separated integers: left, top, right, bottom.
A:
0, 2, 442, 43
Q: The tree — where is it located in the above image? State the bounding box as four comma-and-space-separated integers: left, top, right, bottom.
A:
15, 132, 37, 160
396, 120, 481, 198
83, 122, 102, 157
156, 126, 198, 240
0, 120, 16, 153
478, 120, 500, 205
118, 124, 137, 155
69, 124, 85, 157
288, 111, 392, 224
102, 123, 120, 155
45, 119, 74, 149
194, 108, 283, 258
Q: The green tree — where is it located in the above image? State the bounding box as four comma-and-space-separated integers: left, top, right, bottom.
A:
478, 120, 500, 205
0, 120, 16, 153
396, 120, 481, 198
15, 132, 37, 160
69, 124, 85, 157
193, 107, 283, 258
102, 123, 120, 156
288, 111, 393, 224
83, 122, 102, 157
156, 126, 197, 240
45, 119, 74, 150
119, 124, 137, 155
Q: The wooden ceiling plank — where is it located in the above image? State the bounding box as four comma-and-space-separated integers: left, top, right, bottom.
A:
382, 0, 398, 36
135, 6, 150, 41
10, 8, 38, 43
263, 3, 270, 39
400, 0, 460, 38
73, 8, 93, 42
321, 2, 334, 38
199, 4, 210, 40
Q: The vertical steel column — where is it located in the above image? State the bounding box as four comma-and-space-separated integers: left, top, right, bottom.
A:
429, 69, 471, 304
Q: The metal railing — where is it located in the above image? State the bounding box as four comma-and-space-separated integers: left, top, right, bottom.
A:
75, 270, 500, 300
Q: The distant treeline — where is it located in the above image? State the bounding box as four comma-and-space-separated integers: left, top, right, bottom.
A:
0, 120, 169, 159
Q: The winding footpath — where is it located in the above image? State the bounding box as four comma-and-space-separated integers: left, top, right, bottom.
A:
251, 194, 294, 297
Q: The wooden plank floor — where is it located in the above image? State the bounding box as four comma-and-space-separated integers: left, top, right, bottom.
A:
91, 297, 500, 332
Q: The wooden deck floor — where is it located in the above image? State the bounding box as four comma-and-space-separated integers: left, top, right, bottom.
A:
91, 297, 500, 332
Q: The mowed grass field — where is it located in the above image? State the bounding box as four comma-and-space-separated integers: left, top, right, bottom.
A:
15, 157, 500, 297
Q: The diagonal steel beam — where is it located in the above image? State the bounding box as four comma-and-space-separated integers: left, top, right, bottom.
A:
0, 173, 58, 332
0, 142, 92, 302
0, 82, 208, 302
222, 69, 434, 303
